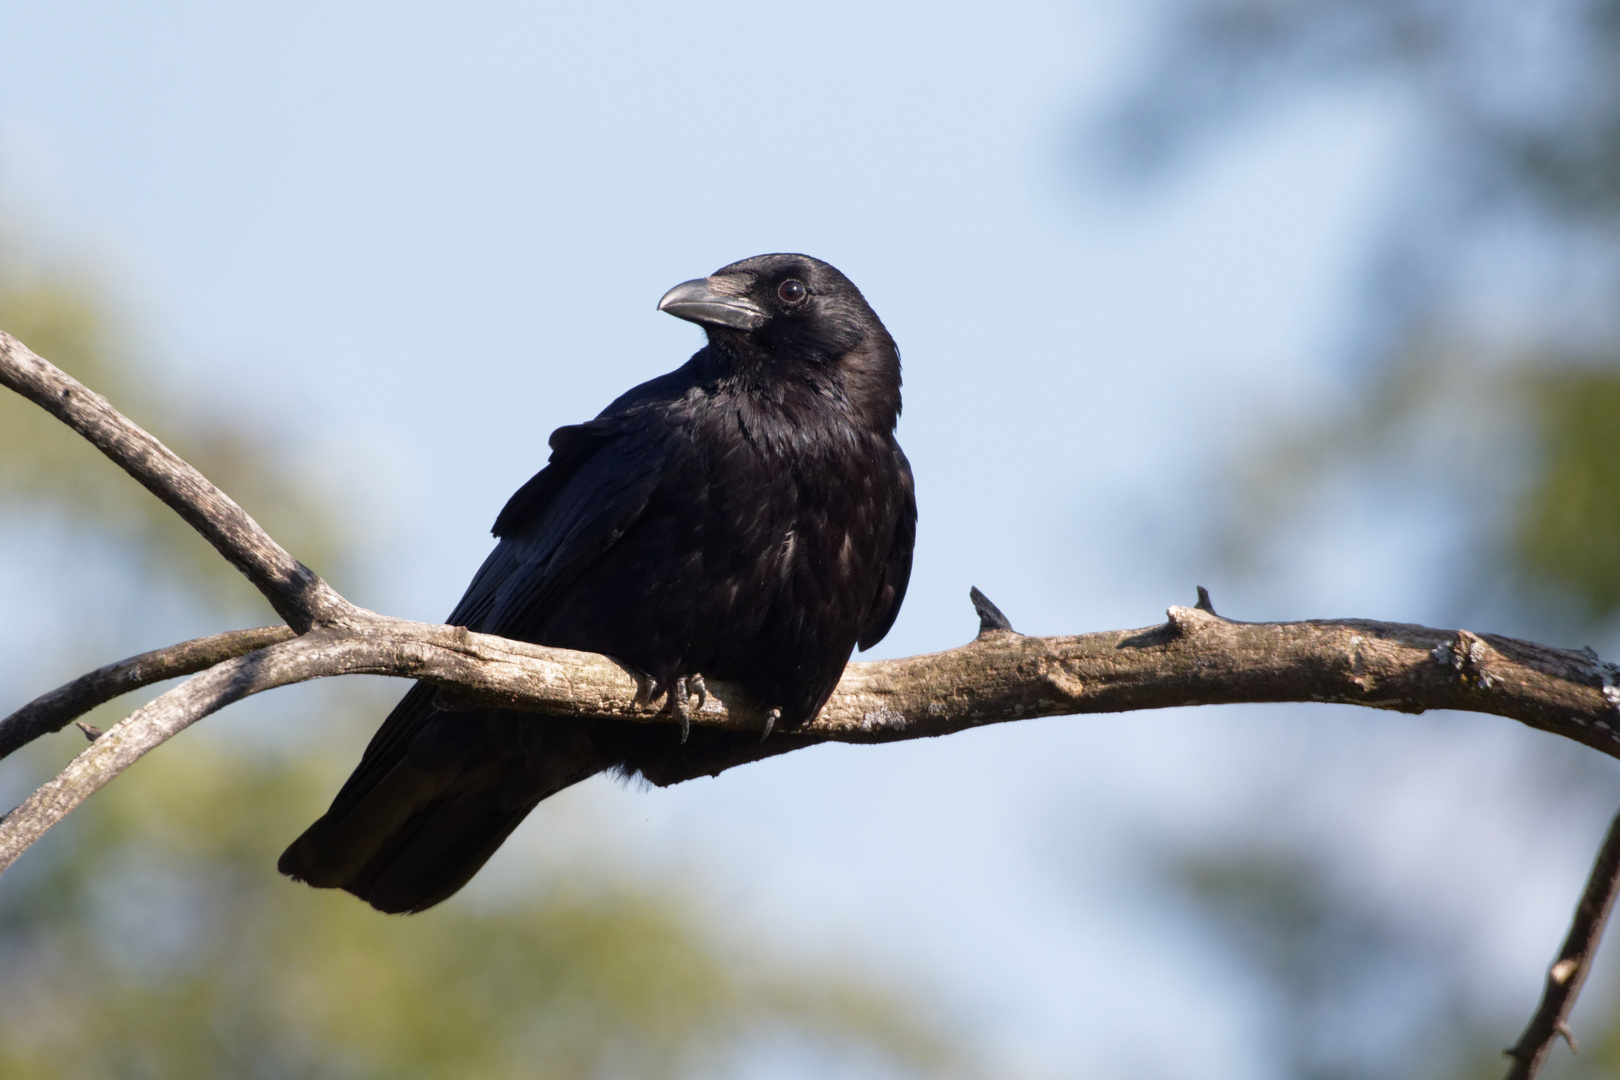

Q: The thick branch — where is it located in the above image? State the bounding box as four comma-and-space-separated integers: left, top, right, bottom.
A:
0, 331, 352, 631
5, 602, 1619, 875
0, 626, 295, 760
1504, 807, 1620, 1080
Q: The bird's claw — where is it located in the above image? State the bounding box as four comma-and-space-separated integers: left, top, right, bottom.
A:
658, 674, 706, 744
631, 671, 658, 709
760, 707, 780, 743
659, 677, 692, 744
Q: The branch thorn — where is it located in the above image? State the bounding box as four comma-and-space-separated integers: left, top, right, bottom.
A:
969, 586, 1015, 635
75, 722, 103, 741
1195, 586, 1217, 615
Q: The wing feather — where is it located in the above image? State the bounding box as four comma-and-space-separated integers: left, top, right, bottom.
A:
857, 445, 916, 651
314, 414, 683, 829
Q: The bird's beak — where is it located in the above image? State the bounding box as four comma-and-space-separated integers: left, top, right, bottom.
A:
657, 276, 768, 332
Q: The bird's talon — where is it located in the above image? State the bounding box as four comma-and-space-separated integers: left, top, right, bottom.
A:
760, 707, 780, 742
689, 673, 708, 710
631, 672, 659, 709
663, 676, 693, 744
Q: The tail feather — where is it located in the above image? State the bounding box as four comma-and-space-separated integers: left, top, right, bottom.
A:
280, 685, 822, 913
277, 758, 460, 888
279, 701, 604, 913
341, 788, 544, 914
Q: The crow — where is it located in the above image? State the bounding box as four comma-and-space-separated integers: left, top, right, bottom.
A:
279, 253, 916, 913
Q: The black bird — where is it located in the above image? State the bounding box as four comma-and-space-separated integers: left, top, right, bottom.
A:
279, 253, 916, 913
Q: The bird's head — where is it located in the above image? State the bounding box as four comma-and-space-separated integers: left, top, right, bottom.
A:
657, 253, 895, 374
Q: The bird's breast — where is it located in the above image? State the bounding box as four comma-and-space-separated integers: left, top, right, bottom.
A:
690, 403, 897, 606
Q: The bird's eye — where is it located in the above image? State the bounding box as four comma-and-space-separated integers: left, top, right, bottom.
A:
777, 279, 807, 304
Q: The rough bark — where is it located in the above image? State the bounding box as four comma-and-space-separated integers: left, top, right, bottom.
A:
5, 603, 1618, 875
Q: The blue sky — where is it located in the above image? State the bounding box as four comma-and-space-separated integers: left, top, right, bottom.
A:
4, 1, 1596, 1075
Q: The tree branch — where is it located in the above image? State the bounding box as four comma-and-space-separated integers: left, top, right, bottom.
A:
0, 331, 352, 631
6, 328, 1620, 1062
1504, 806, 1620, 1079
0, 626, 296, 760
3, 601, 1619, 875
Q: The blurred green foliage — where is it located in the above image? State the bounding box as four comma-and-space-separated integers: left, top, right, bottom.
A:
1516, 370, 1620, 621
1111, 0, 1620, 627
0, 739, 963, 1080
1167, 839, 1620, 1080
0, 260, 972, 1078
1115, 2, 1620, 1077
1165, 843, 1516, 1080
0, 271, 342, 614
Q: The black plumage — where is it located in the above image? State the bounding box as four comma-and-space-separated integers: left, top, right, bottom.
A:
279, 253, 916, 913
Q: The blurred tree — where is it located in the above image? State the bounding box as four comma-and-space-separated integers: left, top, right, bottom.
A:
1159, 840, 1564, 1080
0, 738, 965, 1080
1516, 369, 1620, 622
1104, 3, 1620, 1076
1109, 0, 1620, 629
1166, 843, 1490, 1080
0, 241, 973, 1079
0, 262, 342, 616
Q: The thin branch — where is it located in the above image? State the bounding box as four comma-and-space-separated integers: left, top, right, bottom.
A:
0, 331, 352, 631
0, 626, 295, 760
0, 619, 691, 872
0, 630, 382, 870
1504, 807, 1620, 1080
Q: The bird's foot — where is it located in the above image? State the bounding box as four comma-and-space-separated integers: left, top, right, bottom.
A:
760, 707, 781, 743
630, 671, 658, 709
660, 677, 692, 744
657, 674, 707, 744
